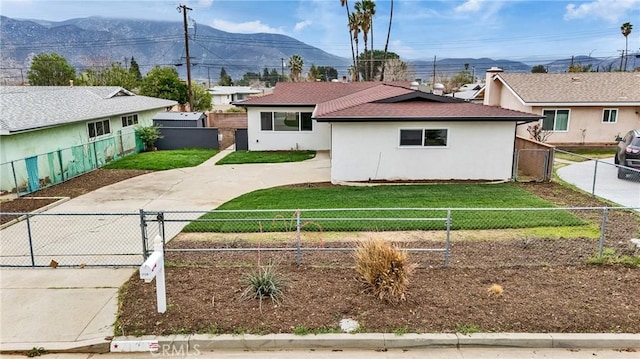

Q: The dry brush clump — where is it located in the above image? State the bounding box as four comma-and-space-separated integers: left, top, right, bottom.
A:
354, 237, 416, 302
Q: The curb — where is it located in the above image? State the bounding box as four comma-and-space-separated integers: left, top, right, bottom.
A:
103, 333, 637, 353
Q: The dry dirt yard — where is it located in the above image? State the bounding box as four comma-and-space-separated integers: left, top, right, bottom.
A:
1, 170, 638, 335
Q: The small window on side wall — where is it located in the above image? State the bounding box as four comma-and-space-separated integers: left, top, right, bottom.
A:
399, 129, 448, 147
301, 112, 313, 131
260, 112, 273, 131
602, 109, 617, 123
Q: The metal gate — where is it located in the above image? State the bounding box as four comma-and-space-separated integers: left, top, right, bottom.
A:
513, 149, 552, 182
235, 129, 248, 150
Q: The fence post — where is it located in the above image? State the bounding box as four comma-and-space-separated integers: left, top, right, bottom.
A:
92, 141, 99, 169
512, 150, 519, 181
598, 207, 608, 256
295, 209, 301, 266
444, 209, 451, 267
140, 209, 148, 260
26, 213, 35, 267
57, 150, 65, 181
542, 150, 549, 181
591, 160, 599, 196
11, 161, 19, 197
157, 211, 166, 254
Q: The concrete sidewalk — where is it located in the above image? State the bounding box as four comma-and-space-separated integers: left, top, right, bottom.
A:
0, 149, 331, 352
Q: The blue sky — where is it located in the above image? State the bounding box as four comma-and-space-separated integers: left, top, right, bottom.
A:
1, 0, 639, 62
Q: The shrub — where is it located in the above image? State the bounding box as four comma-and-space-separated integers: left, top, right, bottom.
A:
241, 262, 286, 311
136, 125, 163, 151
354, 237, 415, 302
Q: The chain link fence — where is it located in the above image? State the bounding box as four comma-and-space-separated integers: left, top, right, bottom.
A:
2, 207, 638, 268
554, 149, 640, 209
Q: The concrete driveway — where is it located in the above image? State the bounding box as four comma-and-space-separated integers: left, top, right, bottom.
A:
0, 149, 330, 351
556, 158, 640, 210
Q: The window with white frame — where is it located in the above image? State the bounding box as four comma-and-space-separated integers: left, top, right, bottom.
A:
602, 109, 618, 123
87, 119, 111, 140
399, 129, 448, 147
260, 111, 313, 131
542, 109, 569, 131
121, 114, 138, 127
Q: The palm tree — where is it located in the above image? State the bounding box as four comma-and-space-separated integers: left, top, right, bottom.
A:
348, 12, 361, 81
620, 22, 633, 71
340, 0, 357, 80
362, 0, 376, 80
355, 1, 370, 80
288, 54, 303, 82
380, 0, 393, 81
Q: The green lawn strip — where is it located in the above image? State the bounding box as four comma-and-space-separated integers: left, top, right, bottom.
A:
554, 149, 615, 162
216, 151, 315, 165
182, 183, 586, 233
104, 149, 218, 171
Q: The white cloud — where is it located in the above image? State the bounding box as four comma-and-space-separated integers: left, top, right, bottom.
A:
454, 0, 485, 13
294, 20, 312, 32
210, 19, 285, 34
564, 0, 640, 23
197, 0, 213, 8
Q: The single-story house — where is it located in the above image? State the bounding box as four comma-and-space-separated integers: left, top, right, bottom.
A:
208, 86, 263, 109
153, 112, 207, 128
234, 81, 542, 183
484, 68, 640, 146
447, 83, 485, 103
0, 86, 176, 193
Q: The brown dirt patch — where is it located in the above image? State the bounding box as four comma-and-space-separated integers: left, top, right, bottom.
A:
0, 169, 150, 225
1, 173, 638, 335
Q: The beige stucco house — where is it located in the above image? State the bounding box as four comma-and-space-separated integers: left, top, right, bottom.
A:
484, 68, 640, 146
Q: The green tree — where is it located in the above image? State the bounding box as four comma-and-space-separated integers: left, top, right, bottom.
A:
77, 62, 137, 89
191, 82, 213, 111
236, 72, 261, 86
139, 66, 188, 104
356, 0, 375, 81
270, 68, 284, 84
135, 125, 163, 151
218, 67, 233, 86
288, 54, 304, 82
620, 22, 633, 71
449, 70, 474, 90
307, 64, 320, 81
27, 52, 76, 86
357, 50, 402, 81
317, 66, 338, 81
129, 57, 143, 84
531, 65, 548, 73
568, 63, 593, 73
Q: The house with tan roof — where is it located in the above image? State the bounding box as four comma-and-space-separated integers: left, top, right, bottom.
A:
484, 68, 640, 146
235, 81, 542, 183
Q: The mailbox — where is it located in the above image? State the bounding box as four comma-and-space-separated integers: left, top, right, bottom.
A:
140, 251, 163, 282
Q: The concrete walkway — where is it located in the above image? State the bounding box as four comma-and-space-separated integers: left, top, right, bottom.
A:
0, 149, 331, 352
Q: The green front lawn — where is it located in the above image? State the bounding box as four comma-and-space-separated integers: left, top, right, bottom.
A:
104, 149, 218, 171
183, 183, 586, 232
216, 151, 316, 165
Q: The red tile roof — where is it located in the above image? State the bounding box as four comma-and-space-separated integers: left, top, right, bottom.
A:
315, 101, 543, 122
235, 81, 412, 106
236, 81, 542, 123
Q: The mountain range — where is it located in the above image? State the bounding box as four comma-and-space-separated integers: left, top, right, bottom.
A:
1, 16, 636, 85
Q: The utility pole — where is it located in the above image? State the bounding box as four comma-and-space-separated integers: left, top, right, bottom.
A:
178, 4, 194, 111
281, 57, 285, 82
431, 55, 436, 89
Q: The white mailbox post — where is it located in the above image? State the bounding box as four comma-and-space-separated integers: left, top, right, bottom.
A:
140, 235, 166, 313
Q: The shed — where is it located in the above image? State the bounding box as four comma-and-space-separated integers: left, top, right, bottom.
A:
152, 112, 207, 128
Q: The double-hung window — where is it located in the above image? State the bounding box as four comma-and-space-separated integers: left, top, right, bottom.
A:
399, 129, 448, 147
87, 119, 111, 140
602, 109, 617, 123
121, 114, 138, 127
260, 112, 313, 131
542, 109, 569, 131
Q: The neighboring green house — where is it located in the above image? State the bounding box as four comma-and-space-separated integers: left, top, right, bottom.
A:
0, 86, 176, 195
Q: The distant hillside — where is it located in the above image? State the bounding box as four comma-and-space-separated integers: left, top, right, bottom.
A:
408, 57, 531, 83
0, 16, 350, 84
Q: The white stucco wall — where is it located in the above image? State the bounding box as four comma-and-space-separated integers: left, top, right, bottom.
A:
330, 121, 516, 182
247, 106, 331, 151
0, 109, 159, 193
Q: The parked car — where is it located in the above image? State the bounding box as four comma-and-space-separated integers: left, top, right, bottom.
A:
615, 129, 640, 179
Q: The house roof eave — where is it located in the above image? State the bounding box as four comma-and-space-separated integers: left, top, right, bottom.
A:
525, 101, 640, 107
315, 116, 543, 123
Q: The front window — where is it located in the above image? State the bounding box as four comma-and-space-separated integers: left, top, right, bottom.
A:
121, 114, 138, 127
260, 111, 313, 132
602, 109, 617, 123
542, 109, 569, 131
87, 119, 111, 140
399, 129, 448, 147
